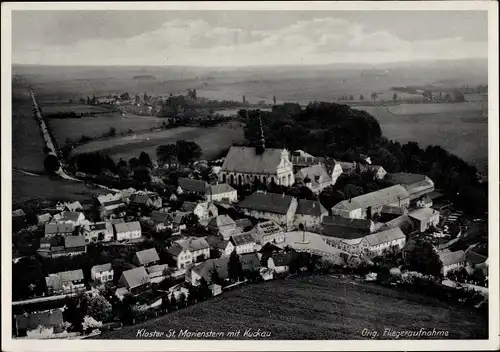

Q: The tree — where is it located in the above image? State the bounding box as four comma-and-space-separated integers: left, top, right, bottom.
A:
228, 250, 243, 282
87, 96, 91, 105
97, 233, 105, 242
181, 213, 199, 228
169, 295, 178, 310
453, 89, 465, 102
359, 94, 364, 101
128, 157, 140, 170
84, 294, 112, 322
63, 296, 85, 332
44, 155, 60, 174
117, 158, 127, 169
143, 91, 150, 104
175, 140, 202, 165
405, 239, 443, 279
108, 126, 116, 137
120, 92, 130, 101
273, 95, 277, 105
156, 144, 178, 166
370, 92, 378, 103
133, 167, 151, 186
82, 315, 102, 333
210, 265, 223, 286
135, 94, 141, 105
349, 95, 354, 101
139, 151, 153, 169
393, 92, 398, 101
198, 277, 212, 300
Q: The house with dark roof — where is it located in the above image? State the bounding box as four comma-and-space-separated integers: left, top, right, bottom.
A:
64, 235, 87, 255
45, 269, 85, 295
295, 164, 334, 194
14, 310, 65, 338
134, 248, 160, 267
294, 199, 328, 231
379, 215, 416, 236
331, 185, 410, 220
130, 194, 153, 208
439, 250, 466, 276
65, 201, 83, 212
37, 235, 86, 258
150, 211, 174, 232
238, 191, 298, 230
206, 235, 235, 256
167, 237, 211, 269
234, 218, 254, 232
385, 173, 435, 201
218, 144, 295, 187
178, 177, 209, 194
205, 183, 238, 203
321, 216, 378, 240
240, 252, 261, 272
91, 263, 113, 284
44, 223, 75, 238
114, 221, 142, 241
338, 161, 387, 180
230, 233, 256, 254
181, 201, 218, 220
83, 222, 114, 243
118, 267, 151, 295
188, 257, 230, 286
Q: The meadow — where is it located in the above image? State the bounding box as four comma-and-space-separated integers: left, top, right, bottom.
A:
42, 104, 111, 115
70, 122, 246, 162
97, 275, 488, 340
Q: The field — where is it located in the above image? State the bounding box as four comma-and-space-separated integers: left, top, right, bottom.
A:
70, 122, 245, 162
48, 112, 168, 145
42, 104, 111, 115
97, 275, 487, 340
387, 102, 486, 116
353, 104, 488, 173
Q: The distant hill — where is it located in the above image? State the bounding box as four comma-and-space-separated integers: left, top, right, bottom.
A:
132, 75, 156, 80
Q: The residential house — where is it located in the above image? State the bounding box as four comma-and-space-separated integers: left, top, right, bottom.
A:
338, 161, 387, 180
114, 221, 142, 241
119, 267, 151, 295
331, 185, 410, 220
408, 208, 440, 232
295, 164, 334, 194
65, 201, 83, 212
218, 145, 295, 187
240, 252, 261, 272
267, 252, 293, 274
150, 211, 173, 232
205, 183, 238, 203
37, 213, 53, 225
321, 216, 378, 240
14, 310, 65, 338
134, 248, 160, 267
167, 237, 210, 269
170, 211, 187, 235
234, 218, 254, 232
178, 177, 209, 195
188, 257, 230, 286
146, 264, 169, 281
44, 223, 75, 238
206, 235, 235, 257
45, 269, 85, 295
97, 193, 125, 217
294, 199, 328, 231
385, 173, 435, 201
230, 233, 256, 254
207, 214, 239, 239
53, 211, 86, 226
439, 250, 466, 276
83, 222, 114, 243
252, 220, 286, 249
208, 284, 223, 296
37, 235, 86, 258
90, 263, 114, 284
129, 194, 154, 209
181, 201, 218, 220
237, 191, 298, 230
380, 205, 407, 222
64, 235, 87, 256
379, 215, 417, 236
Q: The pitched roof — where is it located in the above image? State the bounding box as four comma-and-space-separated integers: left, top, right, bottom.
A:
385, 172, 429, 185
296, 199, 327, 217
322, 216, 374, 230
146, 264, 169, 274
181, 201, 198, 212
97, 193, 122, 204
91, 263, 112, 273
121, 266, 150, 289
88, 222, 111, 232
332, 185, 410, 212
130, 194, 150, 204
12, 209, 26, 217
221, 146, 287, 174
408, 208, 438, 222
192, 257, 230, 283
465, 250, 487, 265
60, 211, 84, 222
45, 223, 74, 235
135, 248, 160, 265
37, 213, 53, 222
240, 253, 261, 271
364, 228, 406, 247
381, 205, 406, 215
295, 164, 332, 187
208, 215, 236, 229
235, 218, 254, 231
46, 269, 84, 289
64, 235, 86, 249
114, 221, 141, 233
380, 215, 415, 232
439, 250, 466, 267
65, 201, 83, 212
207, 183, 236, 195
205, 235, 224, 247
271, 252, 295, 267
238, 191, 295, 214
178, 177, 209, 193
150, 211, 172, 223
178, 237, 210, 252
166, 244, 184, 257
16, 310, 64, 330
230, 232, 256, 246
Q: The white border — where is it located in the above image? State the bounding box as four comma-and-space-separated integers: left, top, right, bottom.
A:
2, 2, 499, 351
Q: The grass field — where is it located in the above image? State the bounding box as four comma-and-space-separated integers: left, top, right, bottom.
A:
97, 275, 487, 340
70, 122, 246, 162
354, 105, 488, 173
42, 104, 111, 115
48, 112, 167, 145
387, 102, 485, 116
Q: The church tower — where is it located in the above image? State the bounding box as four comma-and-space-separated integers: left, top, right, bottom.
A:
255, 114, 266, 155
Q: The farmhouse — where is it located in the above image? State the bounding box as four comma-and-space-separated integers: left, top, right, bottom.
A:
188, 257, 229, 286
206, 235, 235, 256
408, 208, 440, 232
53, 211, 86, 226
97, 194, 125, 217
83, 222, 114, 243
37, 235, 86, 258
331, 185, 410, 220
134, 248, 160, 267
150, 211, 173, 232
253, 220, 285, 249
64, 235, 87, 255
295, 164, 334, 194
385, 173, 435, 201
178, 177, 209, 194
114, 221, 142, 241
230, 233, 256, 254
45, 269, 85, 295
205, 183, 238, 203
181, 201, 218, 220
91, 263, 114, 284
119, 267, 151, 295
294, 199, 328, 231
238, 191, 298, 230
14, 310, 65, 338
167, 237, 210, 269
64, 201, 83, 212
208, 214, 240, 239
218, 128, 295, 187
44, 223, 75, 238
440, 250, 466, 276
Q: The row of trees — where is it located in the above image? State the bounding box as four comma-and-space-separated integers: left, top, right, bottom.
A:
156, 140, 202, 166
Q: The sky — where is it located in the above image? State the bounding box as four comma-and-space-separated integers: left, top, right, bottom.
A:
12, 10, 488, 66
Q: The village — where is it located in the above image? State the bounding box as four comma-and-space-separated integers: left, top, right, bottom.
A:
11, 116, 489, 339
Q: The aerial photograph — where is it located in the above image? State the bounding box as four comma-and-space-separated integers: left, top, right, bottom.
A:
8, 7, 491, 343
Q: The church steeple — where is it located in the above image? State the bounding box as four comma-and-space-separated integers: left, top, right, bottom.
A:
256, 113, 266, 154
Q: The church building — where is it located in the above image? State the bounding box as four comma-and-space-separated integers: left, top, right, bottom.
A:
218, 117, 295, 187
